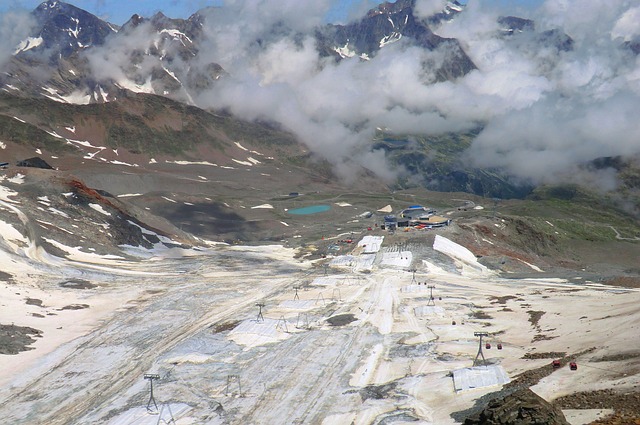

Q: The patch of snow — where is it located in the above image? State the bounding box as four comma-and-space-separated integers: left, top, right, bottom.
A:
232, 159, 253, 166
453, 366, 510, 392
161, 29, 192, 44
334, 42, 357, 58
110, 160, 138, 167
89, 203, 111, 216
234, 141, 249, 151
106, 403, 192, 425
358, 235, 384, 253
0, 219, 29, 251
114, 76, 155, 95
280, 221, 289, 227
380, 251, 412, 269
165, 160, 218, 167
42, 237, 126, 263
433, 235, 489, 274
518, 259, 544, 272
228, 318, 291, 348
251, 204, 273, 209
162, 196, 177, 203
14, 36, 43, 54
49, 207, 69, 218
380, 32, 402, 47
37, 219, 74, 235
162, 65, 181, 83
61, 91, 92, 105
7, 174, 25, 184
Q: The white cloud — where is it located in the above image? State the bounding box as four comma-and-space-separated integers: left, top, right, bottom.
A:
611, 6, 640, 42
15, 0, 640, 190
0, 10, 36, 67
414, 0, 448, 19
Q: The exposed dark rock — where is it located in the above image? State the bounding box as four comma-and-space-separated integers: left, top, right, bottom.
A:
464, 388, 570, 425
359, 382, 397, 401
326, 313, 357, 326
498, 16, 535, 34
16, 157, 54, 169
30, 0, 117, 59
59, 279, 97, 289
0, 324, 43, 355
58, 304, 90, 310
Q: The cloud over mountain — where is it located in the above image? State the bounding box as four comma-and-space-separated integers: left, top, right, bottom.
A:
3, 0, 640, 190
189, 0, 640, 188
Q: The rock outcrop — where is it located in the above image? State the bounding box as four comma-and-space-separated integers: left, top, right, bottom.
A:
464, 388, 570, 425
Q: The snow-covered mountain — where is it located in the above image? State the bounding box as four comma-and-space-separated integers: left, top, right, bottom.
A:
316, 0, 475, 81
17, 0, 117, 57
3, 0, 640, 207
2, 0, 479, 105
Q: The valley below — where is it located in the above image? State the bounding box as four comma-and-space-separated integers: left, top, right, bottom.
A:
1, 204, 639, 424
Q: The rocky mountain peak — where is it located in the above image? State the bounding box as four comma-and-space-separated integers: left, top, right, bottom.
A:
26, 0, 116, 59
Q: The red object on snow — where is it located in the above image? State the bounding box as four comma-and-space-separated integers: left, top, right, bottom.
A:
367, 227, 372, 231
552, 360, 561, 368
497, 343, 503, 350
570, 362, 578, 370
485, 343, 491, 349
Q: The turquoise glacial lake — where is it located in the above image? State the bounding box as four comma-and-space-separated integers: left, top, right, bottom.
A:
287, 205, 331, 215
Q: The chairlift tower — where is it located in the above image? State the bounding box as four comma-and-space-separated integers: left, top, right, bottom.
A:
226, 374, 242, 396
144, 373, 160, 413
427, 285, 436, 306
256, 303, 265, 322
409, 268, 417, 284
296, 312, 310, 329
276, 315, 289, 333
293, 286, 301, 301
473, 332, 490, 367
157, 403, 176, 424
332, 288, 342, 302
